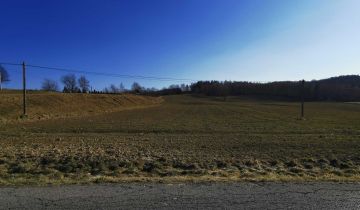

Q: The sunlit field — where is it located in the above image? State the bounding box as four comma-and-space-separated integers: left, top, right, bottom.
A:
1, 93, 360, 185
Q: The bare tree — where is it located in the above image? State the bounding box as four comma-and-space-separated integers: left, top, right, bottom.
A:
0, 65, 10, 90
180, 84, 190, 92
119, 83, 125, 93
103, 87, 110, 94
110, 84, 119, 93
78, 75, 90, 93
180, 84, 186, 92
169, 84, 180, 89
61, 74, 78, 93
41, 79, 59, 92
131, 82, 143, 93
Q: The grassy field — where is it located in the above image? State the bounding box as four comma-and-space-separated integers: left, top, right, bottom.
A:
0, 91, 162, 122
0, 93, 360, 185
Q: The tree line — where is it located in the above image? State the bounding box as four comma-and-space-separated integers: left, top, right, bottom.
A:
42, 74, 136, 94
1, 64, 359, 101
41, 74, 91, 93
41, 74, 191, 95
190, 75, 360, 101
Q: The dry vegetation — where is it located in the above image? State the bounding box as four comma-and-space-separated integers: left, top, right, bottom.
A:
0, 91, 162, 122
0, 93, 360, 185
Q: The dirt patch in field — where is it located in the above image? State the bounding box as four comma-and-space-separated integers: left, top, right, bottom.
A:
0, 133, 360, 185
0, 95, 359, 185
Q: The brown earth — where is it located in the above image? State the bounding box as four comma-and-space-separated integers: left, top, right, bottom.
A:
0, 91, 163, 122
0, 94, 360, 185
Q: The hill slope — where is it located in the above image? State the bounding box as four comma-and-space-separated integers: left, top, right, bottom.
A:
191, 75, 360, 101
319, 75, 360, 86
0, 91, 163, 122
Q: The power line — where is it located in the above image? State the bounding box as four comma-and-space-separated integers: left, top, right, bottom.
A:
0, 62, 22, 66
0, 62, 281, 84
0, 62, 198, 82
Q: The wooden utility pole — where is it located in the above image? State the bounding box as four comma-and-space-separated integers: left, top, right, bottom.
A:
300, 79, 305, 119
22, 62, 27, 117
0, 71, 2, 91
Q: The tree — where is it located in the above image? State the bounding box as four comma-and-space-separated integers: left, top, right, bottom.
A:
219, 81, 231, 101
169, 84, 180, 89
41, 79, 59, 92
0, 65, 10, 90
78, 75, 90, 93
61, 74, 78, 93
103, 87, 110, 93
180, 84, 187, 92
189, 75, 360, 102
110, 84, 119, 93
119, 83, 125, 93
131, 82, 143, 93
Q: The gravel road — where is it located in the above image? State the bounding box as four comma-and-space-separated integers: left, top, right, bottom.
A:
1, 182, 360, 209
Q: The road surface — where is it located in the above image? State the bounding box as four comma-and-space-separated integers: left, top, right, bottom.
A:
1, 182, 360, 209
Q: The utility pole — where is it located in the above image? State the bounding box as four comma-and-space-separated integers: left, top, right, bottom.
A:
0, 71, 2, 91
22, 62, 27, 117
300, 79, 305, 119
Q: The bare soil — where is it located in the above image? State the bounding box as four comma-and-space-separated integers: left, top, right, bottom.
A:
0, 94, 360, 185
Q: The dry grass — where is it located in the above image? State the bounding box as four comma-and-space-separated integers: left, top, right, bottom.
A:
0, 94, 360, 185
0, 91, 163, 122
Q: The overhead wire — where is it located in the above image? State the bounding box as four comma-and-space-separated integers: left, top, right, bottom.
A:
0, 62, 198, 82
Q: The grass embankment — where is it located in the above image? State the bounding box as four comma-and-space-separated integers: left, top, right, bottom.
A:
0, 91, 163, 122
0, 94, 360, 185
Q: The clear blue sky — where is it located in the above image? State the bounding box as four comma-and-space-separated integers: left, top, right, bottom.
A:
1, 0, 359, 90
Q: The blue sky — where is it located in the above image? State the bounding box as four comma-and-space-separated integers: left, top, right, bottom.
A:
1, 0, 359, 90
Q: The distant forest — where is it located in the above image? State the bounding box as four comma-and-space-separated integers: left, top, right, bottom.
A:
1, 62, 359, 101
187, 75, 360, 102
